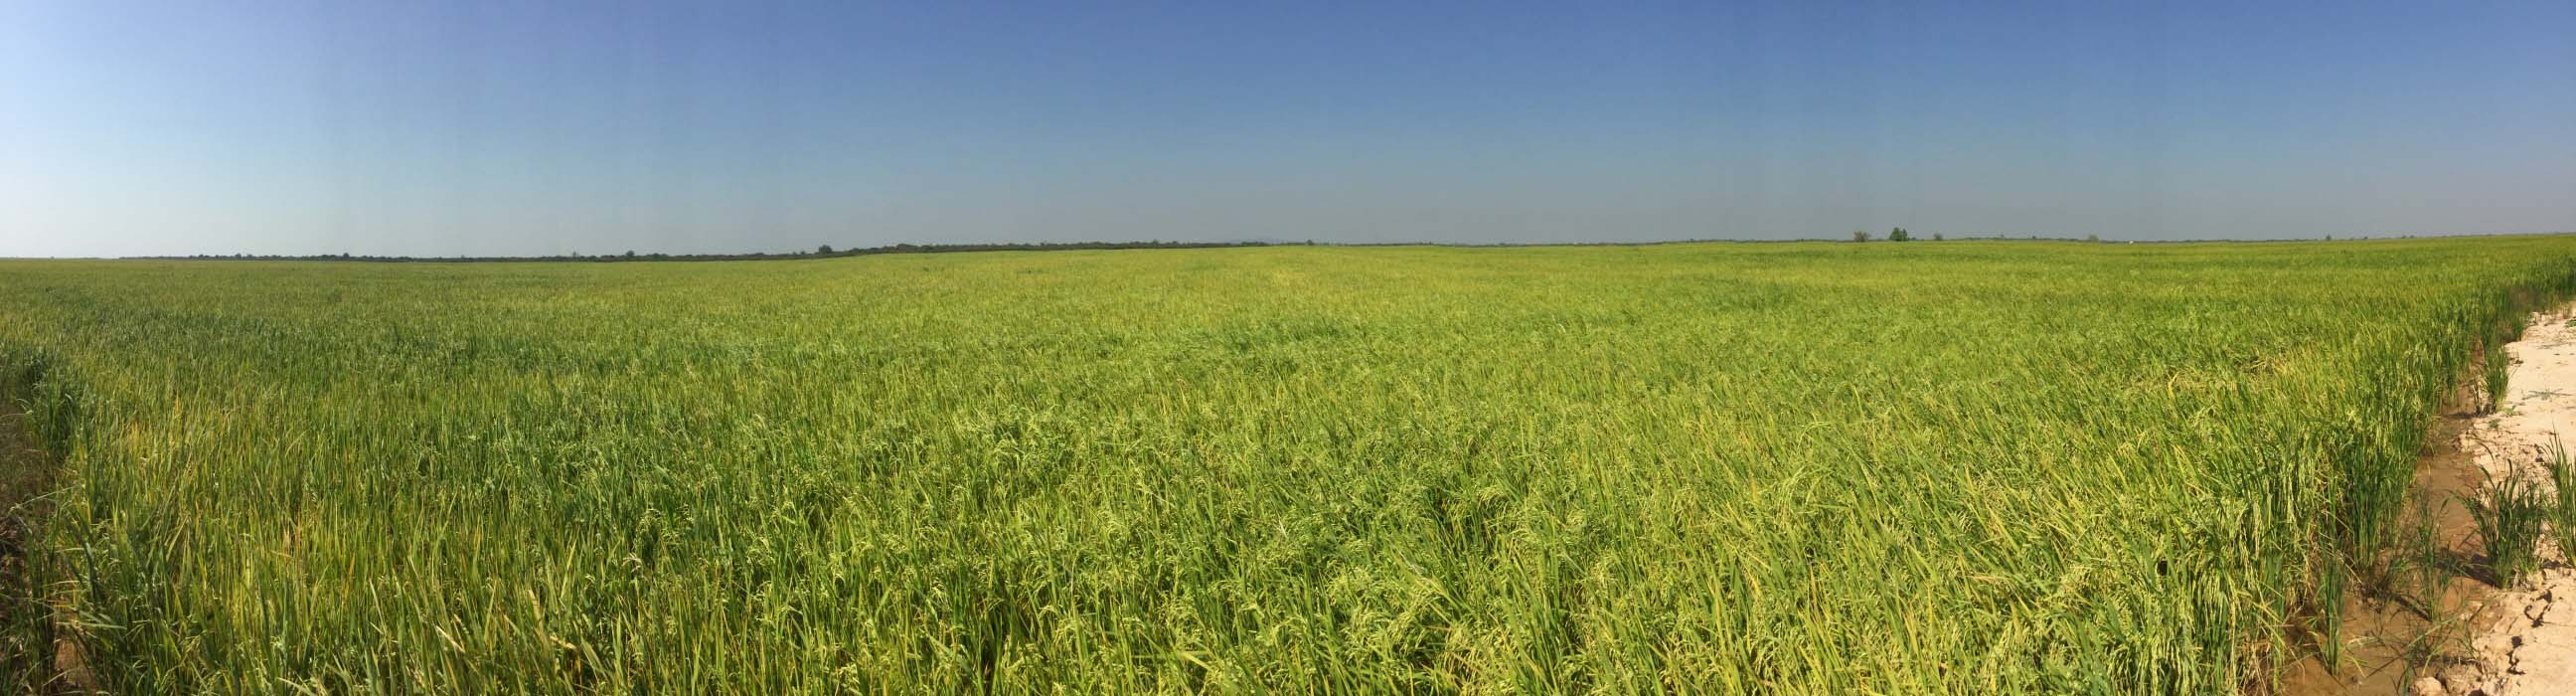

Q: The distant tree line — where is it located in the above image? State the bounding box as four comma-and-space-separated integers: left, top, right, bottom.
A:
1853, 227, 1933, 242
144, 240, 1314, 263
128, 232, 2557, 261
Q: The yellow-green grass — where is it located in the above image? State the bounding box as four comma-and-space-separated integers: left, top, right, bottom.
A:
2, 238, 2573, 694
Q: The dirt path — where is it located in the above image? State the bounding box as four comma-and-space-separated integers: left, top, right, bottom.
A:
2432, 309, 2576, 695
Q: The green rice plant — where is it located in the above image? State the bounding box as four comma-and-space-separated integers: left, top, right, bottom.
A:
2314, 553, 2350, 667
2546, 440, 2576, 566
2486, 337, 2515, 413
0, 237, 2570, 693
2362, 495, 2465, 688
2469, 468, 2551, 587
2384, 495, 2456, 619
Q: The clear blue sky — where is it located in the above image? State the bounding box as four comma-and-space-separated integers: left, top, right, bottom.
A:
4, 1, 2573, 257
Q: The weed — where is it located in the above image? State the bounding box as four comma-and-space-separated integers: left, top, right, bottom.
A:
2470, 469, 2551, 587
2547, 440, 2576, 568
2393, 496, 2457, 619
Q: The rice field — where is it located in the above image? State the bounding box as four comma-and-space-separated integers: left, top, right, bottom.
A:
3, 238, 2575, 694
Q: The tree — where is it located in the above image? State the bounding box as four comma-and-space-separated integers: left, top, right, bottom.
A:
1852, 231, 1871, 243
2084, 234, 2100, 243
1888, 227, 1911, 242
1932, 233, 1945, 242
818, 245, 835, 255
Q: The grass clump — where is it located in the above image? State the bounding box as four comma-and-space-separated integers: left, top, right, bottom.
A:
2486, 339, 2516, 412
2385, 496, 2459, 619
2470, 469, 2551, 587
2546, 441, 2576, 567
